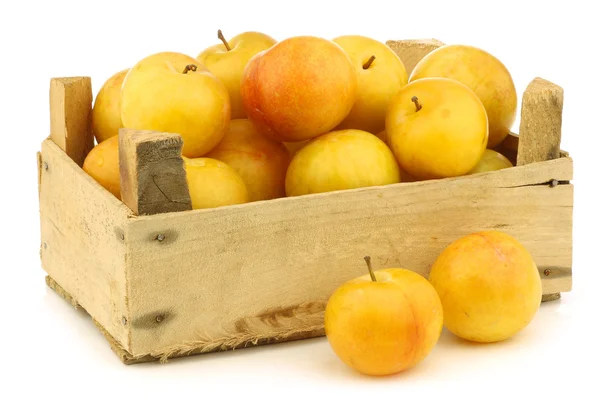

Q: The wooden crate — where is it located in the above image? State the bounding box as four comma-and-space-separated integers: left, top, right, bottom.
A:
37, 40, 573, 364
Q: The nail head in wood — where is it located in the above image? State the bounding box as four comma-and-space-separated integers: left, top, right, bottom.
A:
118, 128, 192, 216
156, 233, 165, 242
155, 315, 165, 323
43, 162, 49, 171
122, 317, 127, 326
550, 179, 558, 188
544, 269, 551, 276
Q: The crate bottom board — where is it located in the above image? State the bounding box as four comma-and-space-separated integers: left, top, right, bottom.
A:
45, 275, 561, 364
45, 275, 326, 364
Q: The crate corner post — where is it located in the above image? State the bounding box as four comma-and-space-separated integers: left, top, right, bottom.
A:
517, 77, 572, 302
40, 75, 134, 362
385, 38, 445, 75
118, 128, 192, 216
517, 77, 564, 166
48, 76, 94, 167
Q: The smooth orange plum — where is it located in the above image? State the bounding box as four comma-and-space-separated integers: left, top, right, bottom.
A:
82, 135, 120, 199
468, 149, 513, 174
205, 119, 291, 201
386, 77, 488, 180
92, 69, 129, 143
429, 231, 542, 343
197, 30, 277, 119
410, 45, 517, 148
240, 36, 357, 142
333, 35, 408, 134
184, 157, 249, 209
285, 129, 400, 196
325, 259, 444, 376
120, 52, 230, 158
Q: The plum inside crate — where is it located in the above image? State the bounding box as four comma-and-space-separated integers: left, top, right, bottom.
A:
37, 39, 573, 364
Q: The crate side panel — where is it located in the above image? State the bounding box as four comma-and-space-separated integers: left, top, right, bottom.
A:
39, 139, 132, 348
125, 158, 572, 357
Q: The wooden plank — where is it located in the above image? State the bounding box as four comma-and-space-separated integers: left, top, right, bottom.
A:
37, 151, 43, 199
39, 138, 132, 349
495, 132, 569, 171
119, 129, 192, 216
385, 39, 445, 75
47, 270, 323, 364
542, 293, 561, 302
45, 275, 80, 310
44, 275, 152, 364
50, 77, 94, 167
497, 132, 570, 168
124, 157, 572, 358
517, 78, 564, 166
515, 77, 566, 301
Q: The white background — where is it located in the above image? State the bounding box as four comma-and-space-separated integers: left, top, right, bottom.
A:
1, 0, 598, 398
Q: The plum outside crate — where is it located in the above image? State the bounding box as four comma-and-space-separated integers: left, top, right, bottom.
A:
37, 39, 573, 364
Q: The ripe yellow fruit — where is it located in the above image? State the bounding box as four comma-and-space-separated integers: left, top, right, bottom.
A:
332, 35, 408, 134
205, 119, 291, 202
429, 231, 542, 343
196, 30, 277, 119
386, 77, 488, 180
91, 69, 129, 143
82, 135, 120, 199
121, 51, 230, 158
468, 149, 513, 174
285, 129, 400, 196
184, 157, 249, 209
240, 36, 358, 142
410, 44, 517, 148
325, 261, 443, 376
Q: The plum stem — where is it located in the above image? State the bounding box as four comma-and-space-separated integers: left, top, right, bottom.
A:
182, 64, 197, 74
363, 55, 376, 69
364, 256, 377, 282
411, 96, 422, 112
218, 29, 231, 51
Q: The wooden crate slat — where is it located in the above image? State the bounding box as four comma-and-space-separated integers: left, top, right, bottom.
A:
386, 39, 445, 75
118, 128, 192, 215
123, 157, 572, 357
49, 77, 94, 167
517, 77, 564, 166
39, 138, 132, 348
